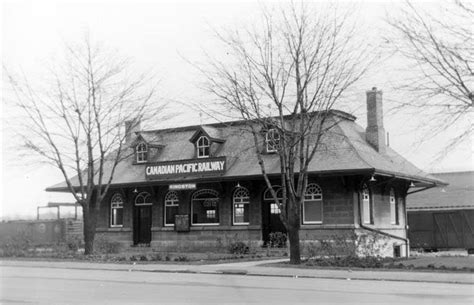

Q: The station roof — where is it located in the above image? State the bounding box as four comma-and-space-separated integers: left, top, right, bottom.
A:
46, 110, 444, 192
407, 171, 474, 211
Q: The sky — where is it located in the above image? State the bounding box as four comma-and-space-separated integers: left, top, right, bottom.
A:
1, 0, 472, 219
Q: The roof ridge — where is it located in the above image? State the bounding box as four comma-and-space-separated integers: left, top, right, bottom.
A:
432, 171, 474, 175
140, 109, 356, 134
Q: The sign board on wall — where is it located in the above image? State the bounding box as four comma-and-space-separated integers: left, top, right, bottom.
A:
145, 157, 226, 180
175, 215, 190, 232
169, 183, 197, 190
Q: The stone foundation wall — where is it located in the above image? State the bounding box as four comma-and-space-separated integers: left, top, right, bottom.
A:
150, 227, 262, 252
354, 229, 408, 258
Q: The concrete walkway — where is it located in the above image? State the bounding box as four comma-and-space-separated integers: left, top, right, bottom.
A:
1, 259, 473, 285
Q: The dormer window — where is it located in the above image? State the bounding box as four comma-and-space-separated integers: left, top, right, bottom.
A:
136, 142, 148, 163
265, 129, 280, 153
197, 136, 210, 158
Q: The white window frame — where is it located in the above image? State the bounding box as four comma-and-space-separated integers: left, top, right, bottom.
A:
302, 183, 323, 224
265, 129, 280, 153
233, 187, 250, 225
270, 203, 281, 214
206, 210, 216, 219
191, 189, 220, 225
110, 193, 124, 228
135, 192, 152, 206
197, 136, 210, 158
390, 188, 398, 225
362, 185, 373, 224
136, 142, 148, 163
164, 191, 179, 227
263, 186, 283, 214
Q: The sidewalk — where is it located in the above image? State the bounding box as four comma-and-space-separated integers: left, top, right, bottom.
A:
1, 258, 473, 285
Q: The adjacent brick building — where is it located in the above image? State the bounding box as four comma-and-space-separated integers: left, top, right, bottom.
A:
46, 88, 444, 257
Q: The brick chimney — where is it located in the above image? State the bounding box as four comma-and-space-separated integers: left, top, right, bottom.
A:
366, 87, 386, 153
125, 119, 141, 144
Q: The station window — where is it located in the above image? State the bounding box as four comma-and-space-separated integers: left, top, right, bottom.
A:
206, 210, 216, 219
191, 189, 219, 225
233, 187, 250, 225
303, 183, 323, 224
362, 184, 374, 224
265, 129, 280, 153
197, 136, 210, 158
264, 186, 283, 214
270, 203, 281, 214
136, 142, 148, 163
390, 188, 399, 225
164, 191, 179, 226
110, 193, 124, 227
135, 192, 152, 205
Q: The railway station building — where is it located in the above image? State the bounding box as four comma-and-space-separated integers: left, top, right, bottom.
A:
46, 88, 444, 257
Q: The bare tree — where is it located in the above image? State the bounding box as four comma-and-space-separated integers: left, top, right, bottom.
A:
5, 36, 162, 254
202, 3, 372, 264
387, 0, 473, 152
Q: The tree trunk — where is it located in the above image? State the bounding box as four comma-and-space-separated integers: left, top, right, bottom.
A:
287, 225, 301, 264
83, 208, 97, 255
284, 196, 302, 264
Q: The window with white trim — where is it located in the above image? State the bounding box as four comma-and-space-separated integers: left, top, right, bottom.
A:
362, 184, 373, 224
233, 187, 250, 224
110, 193, 124, 227
136, 142, 148, 163
191, 189, 219, 225
303, 183, 323, 224
390, 188, 399, 225
270, 203, 281, 214
264, 186, 283, 214
206, 210, 216, 219
265, 129, 280, 153
164, 191, 179, 226
135, 192, 152, 205
197, 136, 210, 158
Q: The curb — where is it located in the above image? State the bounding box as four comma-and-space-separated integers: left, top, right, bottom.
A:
2, 263, 473, 285
142, 268, 474, 285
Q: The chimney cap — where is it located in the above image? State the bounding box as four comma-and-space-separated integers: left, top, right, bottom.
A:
367, 87, 382, 94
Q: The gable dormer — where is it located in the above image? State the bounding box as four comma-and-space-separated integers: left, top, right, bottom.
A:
260, 120, 283, 154
189, 126, 225, 158
131, 133, 165, 164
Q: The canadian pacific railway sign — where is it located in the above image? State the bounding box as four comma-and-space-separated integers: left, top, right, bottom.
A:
145, 157, 226, 180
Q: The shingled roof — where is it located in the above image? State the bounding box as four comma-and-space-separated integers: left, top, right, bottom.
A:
46, 110, 443, 192
407, 171, 474, 211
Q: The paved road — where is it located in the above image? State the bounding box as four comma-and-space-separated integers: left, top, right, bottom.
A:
1, 265, 473, 305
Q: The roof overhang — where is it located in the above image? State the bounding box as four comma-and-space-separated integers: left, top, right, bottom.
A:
372, 169, 448, 187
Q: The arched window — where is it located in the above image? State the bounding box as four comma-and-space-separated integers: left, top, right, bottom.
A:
389, 188, 399, 225
136, 142, 148, 163
263, 186, 283, 214
164, 191, 179, 226
197, 136, 210, 158
110, 193, 124, 227
303, 183, 323, 224
362, 184, 373, 224
265, 129, 280, 153
135, 192, 152, 205
233, 187, 250, 225
191, 189, 219, 224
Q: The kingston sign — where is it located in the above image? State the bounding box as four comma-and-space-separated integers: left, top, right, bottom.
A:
145, 157, 226, 180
